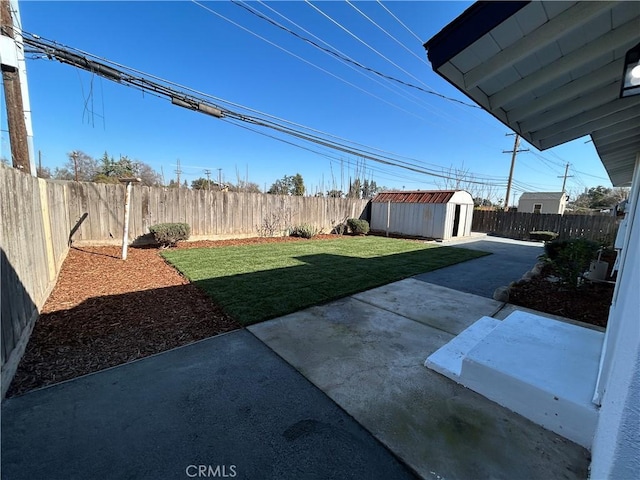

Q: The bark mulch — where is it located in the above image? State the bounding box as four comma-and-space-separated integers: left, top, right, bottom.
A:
509, 264, 614, 329
7, 235, 345, 398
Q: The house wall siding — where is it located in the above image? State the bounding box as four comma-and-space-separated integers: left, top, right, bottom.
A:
590, 156, 640, 478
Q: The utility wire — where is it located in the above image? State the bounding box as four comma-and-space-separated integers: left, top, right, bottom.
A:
224, 117, 496, 189
192, 0, 429, 122
232, 0, 444, 125
302, 0, 480, 108
202, 1, 518, 161
376, 0, 423, 43
231, 0, 478, 108
241, 0, 447, 121
346, 0, 430, 68
247, 0, 458, 123
23, 32, 505, 187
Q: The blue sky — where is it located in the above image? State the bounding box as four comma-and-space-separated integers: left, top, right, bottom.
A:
3, 1, 613, 203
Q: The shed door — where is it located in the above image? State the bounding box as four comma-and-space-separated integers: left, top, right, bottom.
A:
452, 204, 461, 237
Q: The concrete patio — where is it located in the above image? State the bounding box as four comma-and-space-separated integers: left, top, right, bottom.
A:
2, 236, 592, 479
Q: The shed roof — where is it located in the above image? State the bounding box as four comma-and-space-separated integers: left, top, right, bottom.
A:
424, 1, 640, 186
519, 192, 568, 201
372, 191, 456, 204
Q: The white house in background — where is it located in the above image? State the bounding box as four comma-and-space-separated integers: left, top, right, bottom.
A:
423, 1, 639, 478
370, 190, 473, 240
518, 192, 569, 214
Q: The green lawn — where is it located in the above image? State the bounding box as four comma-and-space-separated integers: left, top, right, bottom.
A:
162, 236, 489, 325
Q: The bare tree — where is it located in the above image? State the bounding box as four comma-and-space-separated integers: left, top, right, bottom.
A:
54, 151, 99, 181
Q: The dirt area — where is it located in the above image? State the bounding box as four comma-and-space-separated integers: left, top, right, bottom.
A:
8, 235, 342, 397
509, 263, 614, 328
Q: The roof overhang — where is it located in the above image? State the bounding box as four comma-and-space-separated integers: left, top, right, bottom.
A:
425, 1, 640, 186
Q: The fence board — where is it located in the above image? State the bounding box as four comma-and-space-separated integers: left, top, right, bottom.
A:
0, 166, 69, 398
35, 182, 370, 244
472, 210, 619, 243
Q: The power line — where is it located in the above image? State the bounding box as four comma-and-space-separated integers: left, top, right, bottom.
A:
234, 1, 446, 124
376, 0, 423, 43
28, 31, 483, 175
192, 0, 435, 123
227, 0, 514, 158
302, 0, 480, 109
232, 0, 476, 109
242, 0, 452, 120
37, 18, 486, 179
23, 32, 509, 188
224, 116, 505, 189
346, 0, 430, 68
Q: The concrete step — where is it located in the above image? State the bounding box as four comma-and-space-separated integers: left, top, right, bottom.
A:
424, 316, 500, 378
426, 310, 604, 448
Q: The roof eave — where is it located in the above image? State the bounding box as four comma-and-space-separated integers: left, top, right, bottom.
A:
424, 1, 530, 69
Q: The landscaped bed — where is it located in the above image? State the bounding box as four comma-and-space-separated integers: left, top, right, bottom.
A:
508, 239, 616, 328
509, 263, 614, 328
8, 235, 487, 397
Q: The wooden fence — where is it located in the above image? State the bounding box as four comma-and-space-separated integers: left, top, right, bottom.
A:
0, 168, 369, 397
63, 182, 370, 245
1, 165, 70, 397
472, 210, 620, 243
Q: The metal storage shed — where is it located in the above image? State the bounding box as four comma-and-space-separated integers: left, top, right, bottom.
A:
370, 190, 474, 240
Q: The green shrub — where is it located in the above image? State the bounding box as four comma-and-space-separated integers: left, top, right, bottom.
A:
290, 224, 317, 239
529, 231, 558, 242
347, 218, 369, 235
543, 239, 569, 260
149, 223, 191, 247
545, 238, 600, 288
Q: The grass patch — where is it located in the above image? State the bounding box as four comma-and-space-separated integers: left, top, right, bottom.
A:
162, 237, 489, 325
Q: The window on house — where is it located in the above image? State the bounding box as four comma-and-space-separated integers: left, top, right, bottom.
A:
533, 203, 542, 214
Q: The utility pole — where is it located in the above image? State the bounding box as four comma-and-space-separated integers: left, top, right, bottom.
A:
558, 163, 573, 192
217, 168, 222, 191
175, 158, 182, 188
38, 149, 41, 176
71, 151, 79, 181
503, 133, 529, 211
1, 0, 30, 173
204, 168, 211, 190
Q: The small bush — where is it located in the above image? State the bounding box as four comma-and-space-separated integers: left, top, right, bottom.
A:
544, 238, 600, 288
529, 231, 558, 242
543, 239, 569, 260
332, 223, 348, 235
149, 223, 191, 247
347, 218, 369, 235
290, 224, 317, 239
